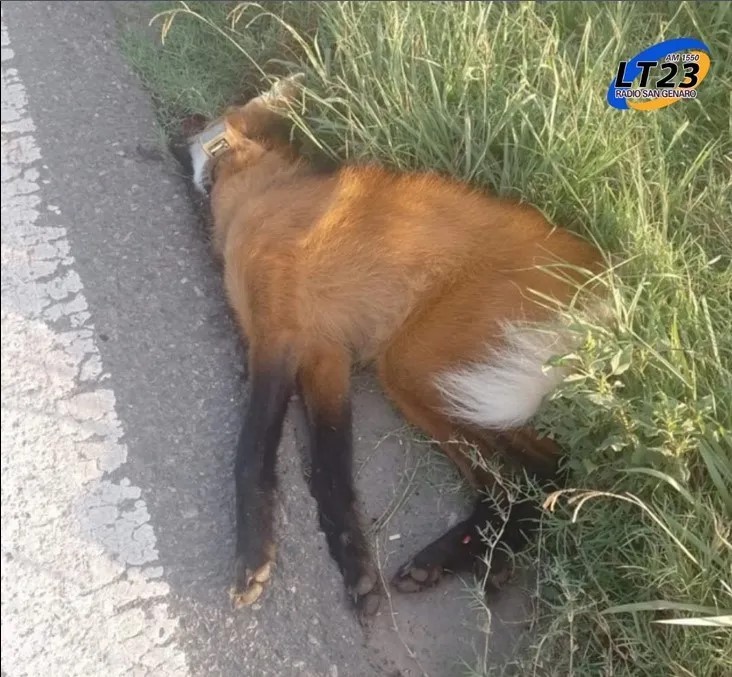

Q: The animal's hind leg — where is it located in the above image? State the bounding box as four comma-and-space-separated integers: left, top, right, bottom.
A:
377, 329, 561, 594
392, 430, 559, 594
393, 489, 542, 594
375, 366, 507, 591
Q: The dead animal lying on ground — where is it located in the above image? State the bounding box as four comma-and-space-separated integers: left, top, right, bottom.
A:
178, 74, 607, 618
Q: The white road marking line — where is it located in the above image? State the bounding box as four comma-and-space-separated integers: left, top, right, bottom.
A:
1, 12, 189, 676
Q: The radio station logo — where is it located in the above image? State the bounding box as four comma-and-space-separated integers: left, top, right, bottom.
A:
607, 37, 711, 111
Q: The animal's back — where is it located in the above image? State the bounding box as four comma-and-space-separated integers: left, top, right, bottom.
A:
293, 164, 601, 363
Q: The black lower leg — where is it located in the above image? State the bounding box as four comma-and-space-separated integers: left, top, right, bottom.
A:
392, 489, 541, 593
231, 363, 293, 606
305, 400, 378, 613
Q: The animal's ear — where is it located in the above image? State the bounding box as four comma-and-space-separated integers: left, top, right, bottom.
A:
250, 72, 306, 112
236, 73, 305, 146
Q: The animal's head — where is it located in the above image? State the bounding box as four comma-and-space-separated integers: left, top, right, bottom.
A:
183, 73, 305, 194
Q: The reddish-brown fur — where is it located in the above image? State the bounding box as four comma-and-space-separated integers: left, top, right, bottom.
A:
217, 137, 599, 444
189, 80, 605, 614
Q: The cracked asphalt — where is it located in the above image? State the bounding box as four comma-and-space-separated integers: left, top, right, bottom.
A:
1, 3, 532, 676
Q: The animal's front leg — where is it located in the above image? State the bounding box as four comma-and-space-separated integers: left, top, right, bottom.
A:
298, 347, 381, 619
231, 360, 293, 607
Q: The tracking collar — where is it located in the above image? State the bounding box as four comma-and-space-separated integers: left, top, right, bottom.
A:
199, 120, 232, 159
196, 120, 235, 194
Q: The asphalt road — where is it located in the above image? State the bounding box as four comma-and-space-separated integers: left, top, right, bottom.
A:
1, 3, 531, 676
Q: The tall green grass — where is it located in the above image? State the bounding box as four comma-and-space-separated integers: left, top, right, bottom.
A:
123, 2, 731, 674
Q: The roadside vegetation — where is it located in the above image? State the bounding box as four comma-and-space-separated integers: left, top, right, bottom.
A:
122, 2, 731, 675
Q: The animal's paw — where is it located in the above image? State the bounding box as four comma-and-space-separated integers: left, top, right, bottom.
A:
329, 527, 383, 620
230, 556, 275, 608
349, 568, 382, 621
391, 521, 485, 594
392, 534, 515, 595
392, 555, 446, 593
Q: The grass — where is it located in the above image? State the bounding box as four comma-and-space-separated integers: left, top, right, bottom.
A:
121, 2, 732, 675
